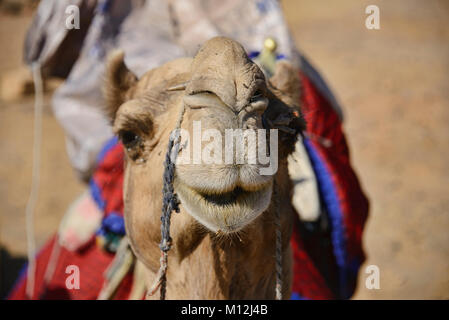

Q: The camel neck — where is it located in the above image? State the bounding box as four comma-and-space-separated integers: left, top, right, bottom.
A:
165, 208, 293, 299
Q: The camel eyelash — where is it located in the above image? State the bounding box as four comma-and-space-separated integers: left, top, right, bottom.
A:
118, 114, 154, 136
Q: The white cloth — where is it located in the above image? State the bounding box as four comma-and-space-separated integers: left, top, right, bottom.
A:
47, 0, 301, 180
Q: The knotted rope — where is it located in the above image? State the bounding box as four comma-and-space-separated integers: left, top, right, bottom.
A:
147, 104, 185, 300
25, 62, 44, 299
273, 182, 283, 300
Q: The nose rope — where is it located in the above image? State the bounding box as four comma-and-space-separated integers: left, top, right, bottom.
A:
25, 62, 44, 299
273, 181, 283, 300
147, 104, 185, 300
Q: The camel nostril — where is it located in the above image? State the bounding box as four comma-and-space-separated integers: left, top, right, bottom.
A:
240, 96, 268, 129
250, 90, 264, 103
249, 96, 269, 114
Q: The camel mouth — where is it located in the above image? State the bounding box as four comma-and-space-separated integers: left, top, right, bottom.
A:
199, 187, 247, 206
174, 179, 273, 233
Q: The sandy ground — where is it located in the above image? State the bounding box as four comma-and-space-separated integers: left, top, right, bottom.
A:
0, 0, 448, 299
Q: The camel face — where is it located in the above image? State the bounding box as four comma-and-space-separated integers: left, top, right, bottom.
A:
104, 37, 303, 271
172, 37, 276, 233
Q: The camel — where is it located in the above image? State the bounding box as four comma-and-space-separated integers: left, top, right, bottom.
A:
103, 36, 305, 299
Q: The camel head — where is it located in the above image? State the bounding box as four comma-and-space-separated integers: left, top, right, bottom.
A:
104, 37, 304, 275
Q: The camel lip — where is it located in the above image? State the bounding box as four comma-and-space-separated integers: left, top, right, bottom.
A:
198, 186, 252, 207
174, 173, 273, 196
179, 182, 270, 207
194, 181, 270, 195
174, 179, 273, 233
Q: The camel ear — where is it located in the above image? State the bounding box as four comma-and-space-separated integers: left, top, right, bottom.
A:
269, 60, 302, 107
103, 50, 138, 121
265, 61, 306, 156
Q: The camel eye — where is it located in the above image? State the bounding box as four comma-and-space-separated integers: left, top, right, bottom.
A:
120, 130, 140, 149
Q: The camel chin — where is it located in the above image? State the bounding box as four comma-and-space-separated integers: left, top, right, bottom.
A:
174, 178, 273, 233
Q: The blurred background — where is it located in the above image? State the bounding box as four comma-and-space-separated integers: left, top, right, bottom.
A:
0, 0, 448, 299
